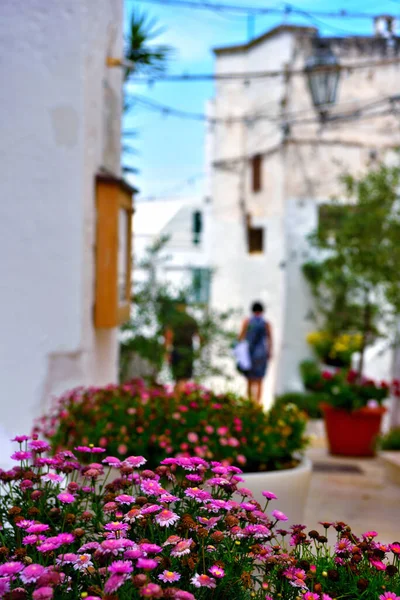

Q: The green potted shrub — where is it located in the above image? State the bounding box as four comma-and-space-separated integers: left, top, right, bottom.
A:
35, 381, 311, 525
310, 368, 389, 457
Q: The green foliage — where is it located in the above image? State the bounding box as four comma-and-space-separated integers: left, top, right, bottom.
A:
303, 161, 400, 375
122, 10, 174, 174
380, 427, 400, 451
275, 391, 324, 419
124, 10, 174, 79
119, 236, 236, 383
37, 382, 309, 473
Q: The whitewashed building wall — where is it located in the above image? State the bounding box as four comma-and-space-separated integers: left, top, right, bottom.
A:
0, 0, 124, 463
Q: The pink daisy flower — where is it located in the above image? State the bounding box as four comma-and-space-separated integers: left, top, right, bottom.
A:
158, 570, 181, 583
191, 573, 216, 589
12, 435, 30, 442
33, 587, 53, 600
379, 594, 400, 600
104, 574, 126, 594
41, 473, 63, 483
335, 538, 352, 554
56, 553, 78, 565
209, 565, 225, 578
304, 593, 319, 600
262, 490, 277, 500
171, 539, 193, 557
155, 509, 179, 527
108, 560, 133, 575
0, 562, 24, 576
73, 554, 93, 571
26, 524, 50, 534
115, 494, 136, 505
370, 559, 386, 571
11, 451, 32, 461
271, 509, 288, 521
124, 455, 147, 467
363, 530, 378, 538
20, 564, 45, 584
390, 543, 400, 555
137, 558, 158, 570
140, 480, 164, 496
57, 492, 75, 504
140, 583, 163, 597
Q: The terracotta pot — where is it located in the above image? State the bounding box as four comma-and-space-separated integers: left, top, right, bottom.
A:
321, 403, 386, 457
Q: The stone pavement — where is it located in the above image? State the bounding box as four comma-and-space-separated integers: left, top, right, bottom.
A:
304, 438, 400, 545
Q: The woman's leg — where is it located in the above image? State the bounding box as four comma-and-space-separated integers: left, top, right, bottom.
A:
247, 379, 253, 401
256, 379, 263, 404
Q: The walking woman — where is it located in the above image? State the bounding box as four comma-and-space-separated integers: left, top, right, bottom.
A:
239, 301, 273, 404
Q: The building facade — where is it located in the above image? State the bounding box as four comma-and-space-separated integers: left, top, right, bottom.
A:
0, 0, 126, 462
206, 21, 400, 406
134, 196, 212, 303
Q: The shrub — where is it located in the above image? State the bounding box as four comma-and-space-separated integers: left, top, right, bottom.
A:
299, 361, 390, 411
380, 427, 400, 451
275, 392, 324, 420
35, 382, 309, 473
0, 437, 399, 600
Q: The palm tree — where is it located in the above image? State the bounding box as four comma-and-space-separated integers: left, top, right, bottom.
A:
122, 10, 174, 174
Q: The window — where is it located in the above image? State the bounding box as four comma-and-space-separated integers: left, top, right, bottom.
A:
189, 268, 212, 305
252, 154, 262, 192
192, 210, 203, 245
248, 227, 264, 254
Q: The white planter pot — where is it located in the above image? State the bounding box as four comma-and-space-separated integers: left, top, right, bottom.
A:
241, 457, 312, 526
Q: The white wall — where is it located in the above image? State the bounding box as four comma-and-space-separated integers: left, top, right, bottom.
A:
0, 0, 123, 464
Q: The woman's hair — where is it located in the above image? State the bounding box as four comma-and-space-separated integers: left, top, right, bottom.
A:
251, 301, 264, 314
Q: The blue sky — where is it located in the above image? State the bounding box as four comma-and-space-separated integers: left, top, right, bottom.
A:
124, 0, 400, 199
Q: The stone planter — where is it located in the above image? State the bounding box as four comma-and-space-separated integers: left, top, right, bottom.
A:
241, 457, 312, 526
379, 451, 400, 486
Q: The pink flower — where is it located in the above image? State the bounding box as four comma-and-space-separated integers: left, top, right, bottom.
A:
140, 583, 163, 597
0, 562, 24, 576
56, 553, 78, 565
236, 454, 247, 465
187, 432, 198, 443
73, 554, 93, 571
140, 480, 164, 496
171, 539, 193, 557
137, 558, 158, 570
379, 594, 400, 600
0, 578, 10, 595
29, 440, 51, 452
124, 455, 146, 467
54, 532, 74, 545
155, 509, 180, 527
103, 456, 122, 467
33, 587, 53, 600
217, 426, 229, 436
41, 473, 63, 483
271, 509, 288, 522
390, 543, 400, 555
12, 435, 30, 442
115, 494, 136, 505
20, 564, 45, 583
335, 538, 352, 554
304, 593, 319, 600
191, 573, 216, 589
158, 570, 181, 583
209, 565, 225, 578
26, 524, 50, 534
105, 574, 126, 593
57, 492, 75, 504
363, 530, 378, 538
118, 444, 128, 454
108, 560, 133, 575
322, 595, 333, 600
262, 490, 277, 500
175, 593, 195, 600
370, 559, 386, 571
11, 451, 32, 461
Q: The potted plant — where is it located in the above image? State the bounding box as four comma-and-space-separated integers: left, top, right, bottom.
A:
1, 437, 400, 599
34, 381, 311, 525
310, 367, 390, 457
306, 331, 363, 368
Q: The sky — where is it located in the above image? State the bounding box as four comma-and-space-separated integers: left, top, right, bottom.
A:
124, 0, 400, 200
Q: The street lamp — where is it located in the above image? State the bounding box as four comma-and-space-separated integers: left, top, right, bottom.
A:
305, 42, 340, 119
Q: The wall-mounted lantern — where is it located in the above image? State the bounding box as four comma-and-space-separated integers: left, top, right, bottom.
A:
94, 173, 136, 328
305, 41, 341, 119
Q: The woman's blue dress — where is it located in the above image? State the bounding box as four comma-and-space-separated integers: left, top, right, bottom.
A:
245, 315, 268, 380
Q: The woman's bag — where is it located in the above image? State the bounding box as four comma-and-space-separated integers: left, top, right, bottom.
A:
233, 340, 252, 374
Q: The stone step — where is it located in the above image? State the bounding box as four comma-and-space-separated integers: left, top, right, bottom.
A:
379, 451, 400, 486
